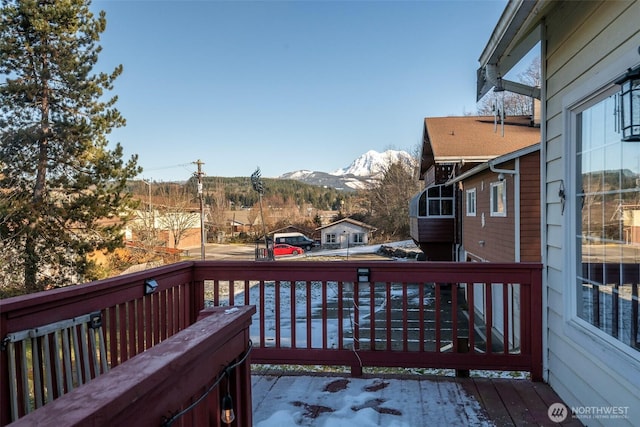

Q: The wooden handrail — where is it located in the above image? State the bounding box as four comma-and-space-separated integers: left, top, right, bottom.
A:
1, 260, 543, 425
9, 306, 255, 427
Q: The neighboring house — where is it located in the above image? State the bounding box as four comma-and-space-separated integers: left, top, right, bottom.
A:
226, 210, 256, 236
409, 115, 540, 261
476, 1, 640, 424
447, 144, 541, 352
448, 144, 541, 263
316, 218, 377, 250
127, 208, 202, 249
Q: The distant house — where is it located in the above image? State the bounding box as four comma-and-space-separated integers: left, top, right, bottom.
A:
476, 0, 640, 423
226, 210, 256, 236
448, 143, 541, 263
127, 208, 201, 250
316, 218, 377, 250
409, 115, 540, 261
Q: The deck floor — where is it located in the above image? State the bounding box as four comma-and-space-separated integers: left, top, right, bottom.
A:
251, 372, 583, 426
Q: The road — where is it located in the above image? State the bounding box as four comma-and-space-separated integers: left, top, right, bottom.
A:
182, 241, 418, 261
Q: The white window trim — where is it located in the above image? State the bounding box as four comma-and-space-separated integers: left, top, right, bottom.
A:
466, 188, 477, 216
426, 185, 455, 218
489, 181, 507, 217
563, 75, 640, 368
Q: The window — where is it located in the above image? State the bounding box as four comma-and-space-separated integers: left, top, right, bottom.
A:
417, 184, 454, 218
326, 233, 337, 244
573, 90, 640, 352
466, 188, 477, 216
490, 181, 506, 216
353, 233, 364, 244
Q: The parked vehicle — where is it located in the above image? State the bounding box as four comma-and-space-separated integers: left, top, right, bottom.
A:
273, 244, 304, 257
273, 232, 316, 251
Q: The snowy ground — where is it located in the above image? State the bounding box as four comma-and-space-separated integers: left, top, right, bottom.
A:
251, 374, 495, 427
304, 240, 419, 259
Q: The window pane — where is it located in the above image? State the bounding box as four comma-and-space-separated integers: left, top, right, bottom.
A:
441, 185, 454, 197
575, 93, 640, 351
428, 200, 440, 216
419, 191, 427, 216
441, 199, 453, 216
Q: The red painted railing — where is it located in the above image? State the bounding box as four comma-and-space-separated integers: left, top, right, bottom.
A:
195, 261, 542, 380
9, 306, 255, 427
0, 260, 542, 425
0, 263, 203, 425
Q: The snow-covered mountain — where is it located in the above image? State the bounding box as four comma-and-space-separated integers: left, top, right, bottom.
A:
279, 149, 414, 191
332, 149, 414, 177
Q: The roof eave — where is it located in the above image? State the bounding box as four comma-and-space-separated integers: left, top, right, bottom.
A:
477, 0, 549, 100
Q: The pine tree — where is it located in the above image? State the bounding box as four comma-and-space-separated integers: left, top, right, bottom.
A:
0, 0, 141, 293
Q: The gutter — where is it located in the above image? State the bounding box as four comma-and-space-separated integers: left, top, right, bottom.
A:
477, 0, 547, 101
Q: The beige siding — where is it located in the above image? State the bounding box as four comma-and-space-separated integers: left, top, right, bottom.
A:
543, 1, 640, 424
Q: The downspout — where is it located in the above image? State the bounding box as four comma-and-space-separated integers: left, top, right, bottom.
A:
539, 18, 549, 384
489, 160, 520, 262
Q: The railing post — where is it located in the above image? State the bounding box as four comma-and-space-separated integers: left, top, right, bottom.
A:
530, 267, 543, 381
189, 269, 205, 326
456, 337, 470, 378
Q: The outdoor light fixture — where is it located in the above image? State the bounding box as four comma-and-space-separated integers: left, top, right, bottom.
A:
144, 278, 158, 295
220, 372, 236, 424
357, 267, 370, 283
616, 65, 640, 141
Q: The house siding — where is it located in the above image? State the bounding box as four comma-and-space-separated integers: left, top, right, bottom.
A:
543, 1, 640, 424
462, 152, 540, 263
519, 153, 541, 262
462, 167, 516, 262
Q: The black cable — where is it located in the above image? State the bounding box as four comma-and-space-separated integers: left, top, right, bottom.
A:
161, 339, 253, 427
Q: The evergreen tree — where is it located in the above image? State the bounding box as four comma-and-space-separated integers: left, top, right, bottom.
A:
0, 0, 140, 293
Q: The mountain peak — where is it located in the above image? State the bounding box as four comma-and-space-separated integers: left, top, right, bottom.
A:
332, 149, 413, 177
280, 149, 413, 191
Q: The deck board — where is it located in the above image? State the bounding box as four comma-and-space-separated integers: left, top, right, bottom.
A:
251, 372, 583, 426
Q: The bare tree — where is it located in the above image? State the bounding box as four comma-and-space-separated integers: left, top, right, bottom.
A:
207, 178, 229, 238
156, 184, 199, 248
365, 160, 422, 241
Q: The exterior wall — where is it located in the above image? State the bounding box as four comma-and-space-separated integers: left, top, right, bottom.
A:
159, 228, 201, 249
518, 153, 541, 262
462, 163, 516, 263
410, 217, 455, 243
543, 1, 640, 423
460, 154, 539, 351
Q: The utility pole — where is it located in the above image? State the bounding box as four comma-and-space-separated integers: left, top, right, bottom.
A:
193, 160, 206, 260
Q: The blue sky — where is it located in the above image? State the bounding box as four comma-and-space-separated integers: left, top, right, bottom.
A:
92, 0, 510, 181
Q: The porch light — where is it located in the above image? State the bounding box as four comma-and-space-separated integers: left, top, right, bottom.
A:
220, 378, 236, 424
616, 65, 640, 141
357, 267, 370, 283
144, 278, 158, 295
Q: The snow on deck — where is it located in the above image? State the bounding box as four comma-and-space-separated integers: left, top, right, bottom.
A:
252, 374, 494, 427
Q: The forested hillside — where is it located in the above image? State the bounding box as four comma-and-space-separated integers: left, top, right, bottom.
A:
129, 177, 356, 211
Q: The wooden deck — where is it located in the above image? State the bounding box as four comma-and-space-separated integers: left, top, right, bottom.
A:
251, 371, 583, 426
